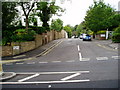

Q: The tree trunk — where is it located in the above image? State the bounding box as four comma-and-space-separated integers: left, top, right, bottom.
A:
26, 15, 29, 33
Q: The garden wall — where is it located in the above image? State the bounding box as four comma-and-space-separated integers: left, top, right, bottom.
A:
2, 30, 67, 57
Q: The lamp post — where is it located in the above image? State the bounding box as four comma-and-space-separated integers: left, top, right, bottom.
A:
106, 28, 109, 40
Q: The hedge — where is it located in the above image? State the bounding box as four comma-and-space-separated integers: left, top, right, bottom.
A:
112, 27, 120, 43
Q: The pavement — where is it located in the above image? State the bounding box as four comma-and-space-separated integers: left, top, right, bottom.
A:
0, 39, 119, 81
93, 39, 119, 50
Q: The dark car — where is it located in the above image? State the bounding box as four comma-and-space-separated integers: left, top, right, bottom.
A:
83, 34, 91, 41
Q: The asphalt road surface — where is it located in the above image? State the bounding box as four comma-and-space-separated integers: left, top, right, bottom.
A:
2, 38, 119, 88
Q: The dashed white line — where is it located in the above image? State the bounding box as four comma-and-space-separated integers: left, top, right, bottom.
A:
18, 74, 40, 82
61, 73, 81, 81
5, 63, 13, 65
79, 53, 82, 61
39, 62, 48, 64
52, 61, 61, 63
96, 57, 108, 60
77, 45, 80, 51
27, 62, 35, 64
16, 63, 24, 65
82, 58, 90, 61
112, 56, 120, 59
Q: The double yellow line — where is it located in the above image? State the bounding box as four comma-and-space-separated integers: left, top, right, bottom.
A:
36, 40, 63, 57
97, 44, 117, 52
1, 40, 63, 64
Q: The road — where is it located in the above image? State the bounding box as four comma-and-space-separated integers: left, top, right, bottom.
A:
2, 38, 119, 88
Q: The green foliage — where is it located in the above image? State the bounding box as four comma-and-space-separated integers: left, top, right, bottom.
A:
11, 29, 36, 42
97, 30, 106, 34
50, 19, 63, 32
64, 25, 73, 38
2, 2, 18, 29
29, 26, 46, 34
37, 2, 64, 31
112, 27, 120, 43
108, 14, 120, 30
76, 23, 86, 36
84, 0, 115, 33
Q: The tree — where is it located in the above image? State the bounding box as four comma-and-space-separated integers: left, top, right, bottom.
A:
2, 2, 18, 29
2, 2, 18, 45
64, 25, 73, 38
19, 2, 36, 32
108, 14, 120, 31
84, 0, 115, 33
50, 19, 63, 31
37, 2, 64, 31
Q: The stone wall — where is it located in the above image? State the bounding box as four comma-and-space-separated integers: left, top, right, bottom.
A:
2, 46, 12, 56
20, 41, 36, 53
35, 34, 42, 48
2, 30, 67, 57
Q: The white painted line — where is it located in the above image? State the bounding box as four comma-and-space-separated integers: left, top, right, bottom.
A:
16, 63, 24, 65
18, 74, 40, 82
61, 73, 81, 81
112, 56, 120, 59
5, 63, 13, 65
96, 57, 108, 60
27, 62, 35, 64
1, 79, 90, 84
13, 55, 26, 58
16, 71, 90, 75
39, 62, 48, 64
81, 58, 90, 61
77, 45, 80, 51
52, 61, 61, 63
66, 60, 75, 62
79, 53, 82, 61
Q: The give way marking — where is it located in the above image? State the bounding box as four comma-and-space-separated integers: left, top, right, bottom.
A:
1, 71, 90, 84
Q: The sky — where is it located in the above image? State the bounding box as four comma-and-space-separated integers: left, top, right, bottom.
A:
53, 0, 120, 26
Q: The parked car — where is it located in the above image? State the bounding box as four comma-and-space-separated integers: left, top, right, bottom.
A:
83, 34, 91, 41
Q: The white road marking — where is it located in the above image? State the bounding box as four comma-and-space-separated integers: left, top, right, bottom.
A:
112, 56, 120, 59
79, 53, 82, 61
52, 61, 61, 63
81, 58, 90, 61
77, 45, 80, 51
16, 71, 90, 75
27, 62, 35, 64
18, 74, 40, 82
39, 62, 48, 64
96, 57, 108, 60
66, 60, 75, 62
13, 55, 26, 58
1, 80, 90, 84
61, 73, 81, 81
5, 63, 13, 65
16, 63, 24, 65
